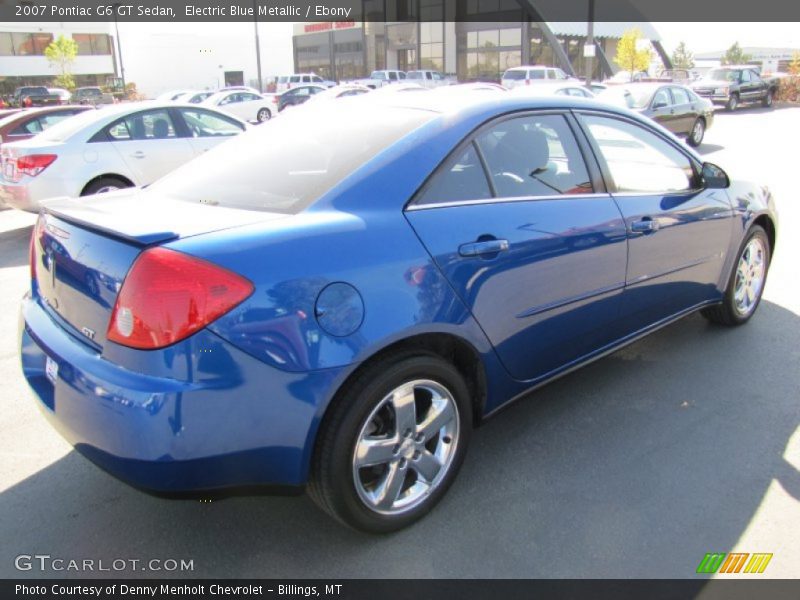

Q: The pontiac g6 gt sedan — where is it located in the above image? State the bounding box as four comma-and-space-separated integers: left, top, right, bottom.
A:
20, 94, 777, 532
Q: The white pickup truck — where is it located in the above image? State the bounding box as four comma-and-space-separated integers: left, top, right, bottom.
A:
351, 70, 407, 89
405, 70, 455, 88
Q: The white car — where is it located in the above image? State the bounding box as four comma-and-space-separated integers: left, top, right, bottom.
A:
0, 102, 248, 212
156, 89, 196, 101
501, 66, 575, 89
202, 90, 275, 122
276, 74, 335, 93
302, 84, 371, 106
510, 82, 595, 98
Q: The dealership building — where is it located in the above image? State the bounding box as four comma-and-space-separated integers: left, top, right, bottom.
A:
293, 5, 668, 82
0, 22, 117, 95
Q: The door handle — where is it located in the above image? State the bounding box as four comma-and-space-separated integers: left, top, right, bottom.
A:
630, 218, 660, 234
459, 239, 509, 257
131, 151, 145, 159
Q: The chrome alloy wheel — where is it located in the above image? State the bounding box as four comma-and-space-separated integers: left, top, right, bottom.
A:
691, 119, 705, 145
352, 379, 459, 515
95, 185, 120, 194
733, 237, 766, 317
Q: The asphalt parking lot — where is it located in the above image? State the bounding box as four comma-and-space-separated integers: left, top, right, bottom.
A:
1, 105, 798, 579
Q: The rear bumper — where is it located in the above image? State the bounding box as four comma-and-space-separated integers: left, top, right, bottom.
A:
19, 294, 345, 492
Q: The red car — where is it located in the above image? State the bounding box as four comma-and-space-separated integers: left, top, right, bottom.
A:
0, 105, 93, 146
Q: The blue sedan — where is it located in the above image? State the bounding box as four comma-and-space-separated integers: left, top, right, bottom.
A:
20, 94, 777, 532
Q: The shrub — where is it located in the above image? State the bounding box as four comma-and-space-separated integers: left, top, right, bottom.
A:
776, 76, 800, 103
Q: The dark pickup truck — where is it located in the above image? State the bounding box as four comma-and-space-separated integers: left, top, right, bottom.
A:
73, 86, 114, 106
690, 66, 779, 111
13, 86, 62, 108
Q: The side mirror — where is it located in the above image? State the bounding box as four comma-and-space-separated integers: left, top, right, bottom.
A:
702, 162, 730, 189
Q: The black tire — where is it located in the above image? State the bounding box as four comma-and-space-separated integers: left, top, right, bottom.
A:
256, 108, 271, 122
762, 90, 774, 108
308, 353, 472, 533
686, 117, 705, 147
726, 93, 739, 111
82, 177, 130, 196
702, 225, 770, 326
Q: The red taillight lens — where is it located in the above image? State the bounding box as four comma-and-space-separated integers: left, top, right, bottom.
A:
107, 247, 253, 350
17, 154, 57, 177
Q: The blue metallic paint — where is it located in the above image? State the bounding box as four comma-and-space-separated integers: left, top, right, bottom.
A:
19, 96, 778, 492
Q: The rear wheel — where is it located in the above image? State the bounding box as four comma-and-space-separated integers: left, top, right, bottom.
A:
702, 225, 770, 326
687, 117, 705, 147
726, 93, 739, 111
82, 177, 130, 196
308, 354, 472, 533
256, 108, 271, 122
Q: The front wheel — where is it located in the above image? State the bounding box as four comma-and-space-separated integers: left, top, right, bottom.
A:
726, 93, 739, 111
256, 108, 271, 122
308, 354, 472, 533
702, 225, 770, 326
687, 118, 705, 147
762, 90, 773, 108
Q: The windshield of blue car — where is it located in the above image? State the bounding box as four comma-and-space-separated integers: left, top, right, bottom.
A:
151, 102, 436, 214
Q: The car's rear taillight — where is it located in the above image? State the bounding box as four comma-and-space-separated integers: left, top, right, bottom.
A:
17, 154, 57, 177
107, 247, 253, 350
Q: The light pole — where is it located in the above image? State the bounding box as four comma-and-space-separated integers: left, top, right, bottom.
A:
253, 0, 263, 92
113, 4, 126, 92
584, 0, 595, 87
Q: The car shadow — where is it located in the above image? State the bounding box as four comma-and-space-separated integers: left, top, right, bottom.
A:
0, 223, 32, 268
696, 143, 725, 155
1, 302, 797, 579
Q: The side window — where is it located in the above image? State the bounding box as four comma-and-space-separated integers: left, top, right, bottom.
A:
399, 72, 407, 79
530, 70, 545, 80
477, 114, 593, 198
671, 87, 690, 105
582, 115, 695, 193
290, 76, 300, 83
241, 93, 260, 102
389, 72, 398, 81
739, 70, 750, 83
750, 71, 762, 83
652, 88, 671, 107
179, 109, 244, 137
415, 143, 491, 205
108, 110, 177, 141
11, 118, 43, 135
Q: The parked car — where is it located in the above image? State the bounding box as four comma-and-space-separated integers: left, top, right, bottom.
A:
276, 74, 335, 93
511, 82, 595, 98
405, 70, 453, 88
353, 70, 408, 89
220, 86, 265, 94
13, 86, 62, 107
0, 102, 248, 212
156, 89, 196, 101
604, 70, 650, 85
173, 91, 214, 104
501, 66, 575, 89
276, 84, 327, 111
597, 83, 714, 147
19, 95, 777, 532
0, 105, 93, 147
690, 66, 778, 111
202, 90, 275, 122
48, 88, 72, 104
73, 87, 114, 106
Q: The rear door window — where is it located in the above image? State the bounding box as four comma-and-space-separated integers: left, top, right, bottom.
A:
415, 144, 491, 205
106, 110, 178, 141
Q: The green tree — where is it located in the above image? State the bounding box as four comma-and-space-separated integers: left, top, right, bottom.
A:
671, 41, 695, 70
613, 28, 652, 76
44, 35, 78, 90
721, 42, 751, 66
789, 51, 800, 75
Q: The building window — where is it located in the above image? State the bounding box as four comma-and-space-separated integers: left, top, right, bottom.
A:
458, 26, 522, 81
420, 19, 444, 71
73, 33, 112, 55
0, 32, 53, 56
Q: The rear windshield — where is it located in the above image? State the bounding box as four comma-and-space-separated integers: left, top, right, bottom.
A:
503, 70, 526, 80
150, 104, 435, 214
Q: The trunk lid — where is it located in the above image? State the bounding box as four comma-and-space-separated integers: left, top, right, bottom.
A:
34, 189, 285, 348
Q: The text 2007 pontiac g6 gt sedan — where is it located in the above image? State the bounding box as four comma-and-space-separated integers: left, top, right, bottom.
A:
20, 94, 777, 532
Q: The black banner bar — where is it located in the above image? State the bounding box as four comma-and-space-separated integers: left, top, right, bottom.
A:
2, 0, 800, 22
5, 580, 800, 600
